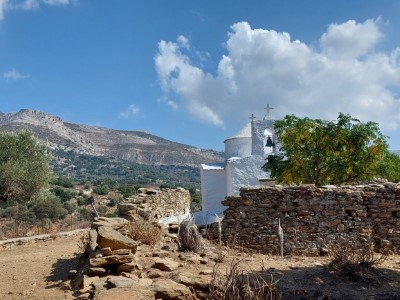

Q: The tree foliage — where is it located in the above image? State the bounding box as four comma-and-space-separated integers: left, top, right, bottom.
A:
262, 113, 400, 186
0, 130, 53, 203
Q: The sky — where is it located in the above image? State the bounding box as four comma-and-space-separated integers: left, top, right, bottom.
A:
1, 1, 400, 151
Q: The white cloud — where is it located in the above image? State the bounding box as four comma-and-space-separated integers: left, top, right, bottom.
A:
155, 19, 400, 133
167, 100, 179, 110
0, 0, 75, 20
120, 104, 141, 119
41, 0, 71, 6
3, 69, 30, 80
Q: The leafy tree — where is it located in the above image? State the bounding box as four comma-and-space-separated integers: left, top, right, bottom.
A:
0, 130, 53, 203
262, 113, 400, 186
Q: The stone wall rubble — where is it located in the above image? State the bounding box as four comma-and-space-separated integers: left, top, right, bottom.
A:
219, 182, 400, 255
118, 187, 191, 223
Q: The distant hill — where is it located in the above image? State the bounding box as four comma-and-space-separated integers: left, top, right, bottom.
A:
0, 109, 224, 167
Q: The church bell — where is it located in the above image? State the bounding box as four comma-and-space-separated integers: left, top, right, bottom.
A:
266, 136, 274, 148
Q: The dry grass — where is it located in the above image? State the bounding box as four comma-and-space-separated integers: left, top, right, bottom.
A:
178, 217, 204, 252
129, 215, 162, 246
76, 231, 91, 255
209, 259, 282, 300
327, 237, 388, 283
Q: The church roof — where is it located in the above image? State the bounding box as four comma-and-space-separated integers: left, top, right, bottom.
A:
225, 123, 251, 141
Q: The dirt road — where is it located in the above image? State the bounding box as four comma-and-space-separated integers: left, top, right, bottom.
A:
0, 234, 82, 300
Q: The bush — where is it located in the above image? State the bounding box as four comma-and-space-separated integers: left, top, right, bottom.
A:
178, 217, 203, 252
51, 186, 75, 202
31, 193, 68, 221
129, 215, 162, 246
92, 185, 110, 195
52, 176, 75, 188
327, 236, 388, 282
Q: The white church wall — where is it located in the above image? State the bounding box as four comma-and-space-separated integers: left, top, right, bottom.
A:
200, 167, 227, 214
224, 137, 252, 159
228, 155, 268, 195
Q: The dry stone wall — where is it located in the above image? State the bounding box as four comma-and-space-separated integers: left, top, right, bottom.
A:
219, 182, 400, 255
118, 187, 191, 223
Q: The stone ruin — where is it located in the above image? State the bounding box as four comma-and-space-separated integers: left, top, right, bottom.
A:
117, 187, 191, 224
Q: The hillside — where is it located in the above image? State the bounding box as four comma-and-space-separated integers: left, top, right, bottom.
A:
0, 109, 224, 167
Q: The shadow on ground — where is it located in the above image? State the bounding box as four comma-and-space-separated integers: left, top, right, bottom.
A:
257, 265, 400, 300
214, 261, 400, 300
45, 254, 80, 289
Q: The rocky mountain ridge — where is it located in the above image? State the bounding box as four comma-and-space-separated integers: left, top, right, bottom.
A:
0, 109, 224, 167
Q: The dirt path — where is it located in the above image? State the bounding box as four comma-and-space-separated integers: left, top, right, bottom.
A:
0, 234, 83, 300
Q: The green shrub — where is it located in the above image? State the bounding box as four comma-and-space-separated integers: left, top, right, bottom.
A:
31, 193, 68, 221
51, 186, 75, 202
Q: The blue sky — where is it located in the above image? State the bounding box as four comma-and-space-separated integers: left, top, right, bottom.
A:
1, 1, 400, 151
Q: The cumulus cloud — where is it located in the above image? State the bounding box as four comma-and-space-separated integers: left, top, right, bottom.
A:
3, 69, 30, 80
155, 20, 400, 132
120, 104, 141, 119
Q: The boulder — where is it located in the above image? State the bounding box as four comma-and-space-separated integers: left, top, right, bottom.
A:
90, 254, 135, 267
106, 275, 134, 288
92, 217, 130, 234
153, 257, 181, 272
153, 279, 193, 300
96, 226, 139, 252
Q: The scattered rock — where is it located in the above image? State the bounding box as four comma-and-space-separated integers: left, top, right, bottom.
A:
106, 275, 134, 288
153, 278, 193, 300
153, 257, 181, 271
100, 247, 112, 256
90, 254, 135, 267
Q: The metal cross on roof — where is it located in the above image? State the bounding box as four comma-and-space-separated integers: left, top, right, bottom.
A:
264, 104, 273, 120
249, 113, 256, 122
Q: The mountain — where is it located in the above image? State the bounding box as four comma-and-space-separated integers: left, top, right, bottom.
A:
0, 109, 224, 167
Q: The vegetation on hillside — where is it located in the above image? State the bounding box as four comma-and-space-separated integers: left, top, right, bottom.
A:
51, 149, 200, 190
263, 113, 400, 186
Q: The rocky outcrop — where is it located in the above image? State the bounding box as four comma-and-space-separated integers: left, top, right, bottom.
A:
0, 109, 224, 166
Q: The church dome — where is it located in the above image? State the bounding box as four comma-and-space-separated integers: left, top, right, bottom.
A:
224, 123, 252, 159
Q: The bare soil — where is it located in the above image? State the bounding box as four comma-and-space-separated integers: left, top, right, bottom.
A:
1, 233, 400, 299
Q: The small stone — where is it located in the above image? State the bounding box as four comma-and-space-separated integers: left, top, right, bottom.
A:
68, 269, 78, 278
152, 251, 170, 258
106, 275, 134, 288
199, 270, 213, 275
112, 249, 132, 255
59, 282, 70, 291
200, 258, 208, 264
153, 258, 180, 271
100, 247, 112, 256
87, 267, 107, 276
77, 292, 91, 300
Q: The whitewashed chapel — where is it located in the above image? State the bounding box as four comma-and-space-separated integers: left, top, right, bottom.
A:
195, 106, 277, 225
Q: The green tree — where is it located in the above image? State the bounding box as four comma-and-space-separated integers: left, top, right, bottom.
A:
262, 113, 400, 186
0, 130, 53, 203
